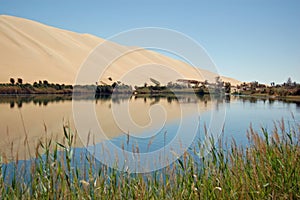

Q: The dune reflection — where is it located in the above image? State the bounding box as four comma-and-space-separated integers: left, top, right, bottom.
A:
0, 95, 218, 159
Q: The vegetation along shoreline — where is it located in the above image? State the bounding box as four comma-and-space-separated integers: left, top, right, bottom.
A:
0, 77, 299, 101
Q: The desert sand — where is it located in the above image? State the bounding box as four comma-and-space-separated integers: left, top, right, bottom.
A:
0, 15, 240, 86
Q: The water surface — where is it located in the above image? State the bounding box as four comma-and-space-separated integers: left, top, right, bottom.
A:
0, 94, 299, 161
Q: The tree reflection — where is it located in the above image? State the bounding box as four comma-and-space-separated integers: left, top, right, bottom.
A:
1, 94, 298, 111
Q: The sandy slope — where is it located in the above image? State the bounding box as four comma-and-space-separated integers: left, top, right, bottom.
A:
0, 15, 240, 86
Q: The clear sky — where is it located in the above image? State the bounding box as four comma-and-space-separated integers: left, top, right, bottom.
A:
0, 0, 299, 84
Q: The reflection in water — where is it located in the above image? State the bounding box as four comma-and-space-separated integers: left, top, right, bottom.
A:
2, 94, 299, 109
0, 94, 220, 159
0, 94, 72, 108
269, 99, 275, 104
1, 94, 222, 108
296, 102, 300, 109
225, 95, 230, 103
0, 94, 299, 160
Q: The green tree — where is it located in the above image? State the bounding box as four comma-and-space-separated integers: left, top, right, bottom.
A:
43, 80, 49, 86
112, 82, 117, 88
215, 76, 224, 88
10, 78, 15, 85
17, 78, 23, 85
250, 81, 258, 90
270, 82, 275, 87
286, 77, 292, 87
167, 81, 173, 88
225, 82, 231, 93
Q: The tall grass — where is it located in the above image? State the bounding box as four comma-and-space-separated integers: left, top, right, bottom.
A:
0, 120, 299, 199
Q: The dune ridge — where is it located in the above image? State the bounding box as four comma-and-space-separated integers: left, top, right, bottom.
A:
0, 15, 240, 86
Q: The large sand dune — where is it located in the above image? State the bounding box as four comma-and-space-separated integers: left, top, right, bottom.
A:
0, 15, 240, 86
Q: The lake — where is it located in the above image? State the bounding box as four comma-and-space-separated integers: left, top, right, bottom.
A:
0, 94, 299, 171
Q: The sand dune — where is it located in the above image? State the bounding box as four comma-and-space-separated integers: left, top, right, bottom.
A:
0, 15, 240, 86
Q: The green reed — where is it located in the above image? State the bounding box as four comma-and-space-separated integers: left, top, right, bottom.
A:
0, 120, 299, 199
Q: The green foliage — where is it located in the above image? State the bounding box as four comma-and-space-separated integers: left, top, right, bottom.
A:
0, 79, 74, 94
17, 78, 23, 85
238, 78, 300, 97
224, 82, 231, 93
95, 83, 132, 95
10, 78, 15, 85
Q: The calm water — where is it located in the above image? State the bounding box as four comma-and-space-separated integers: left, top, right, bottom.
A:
0, 94, 299, 166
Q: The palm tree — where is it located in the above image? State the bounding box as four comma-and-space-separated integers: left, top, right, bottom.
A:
150, 78, 160, 86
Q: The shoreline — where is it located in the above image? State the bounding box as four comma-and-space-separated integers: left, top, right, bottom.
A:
233, 93, 300, 102
1, 89, 300, 100
1, 84, 300, 102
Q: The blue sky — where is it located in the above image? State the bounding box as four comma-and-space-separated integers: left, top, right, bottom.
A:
0, 0, 299, 84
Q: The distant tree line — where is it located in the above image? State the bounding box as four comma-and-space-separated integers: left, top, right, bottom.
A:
6, 78, 72, 89
133, 76, 231, 95
0, 78, 73, 94
234, 77, 300, 96
95, 82, 132, 95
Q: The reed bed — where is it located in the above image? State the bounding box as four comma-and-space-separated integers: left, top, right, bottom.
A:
0, 120, 299, 199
